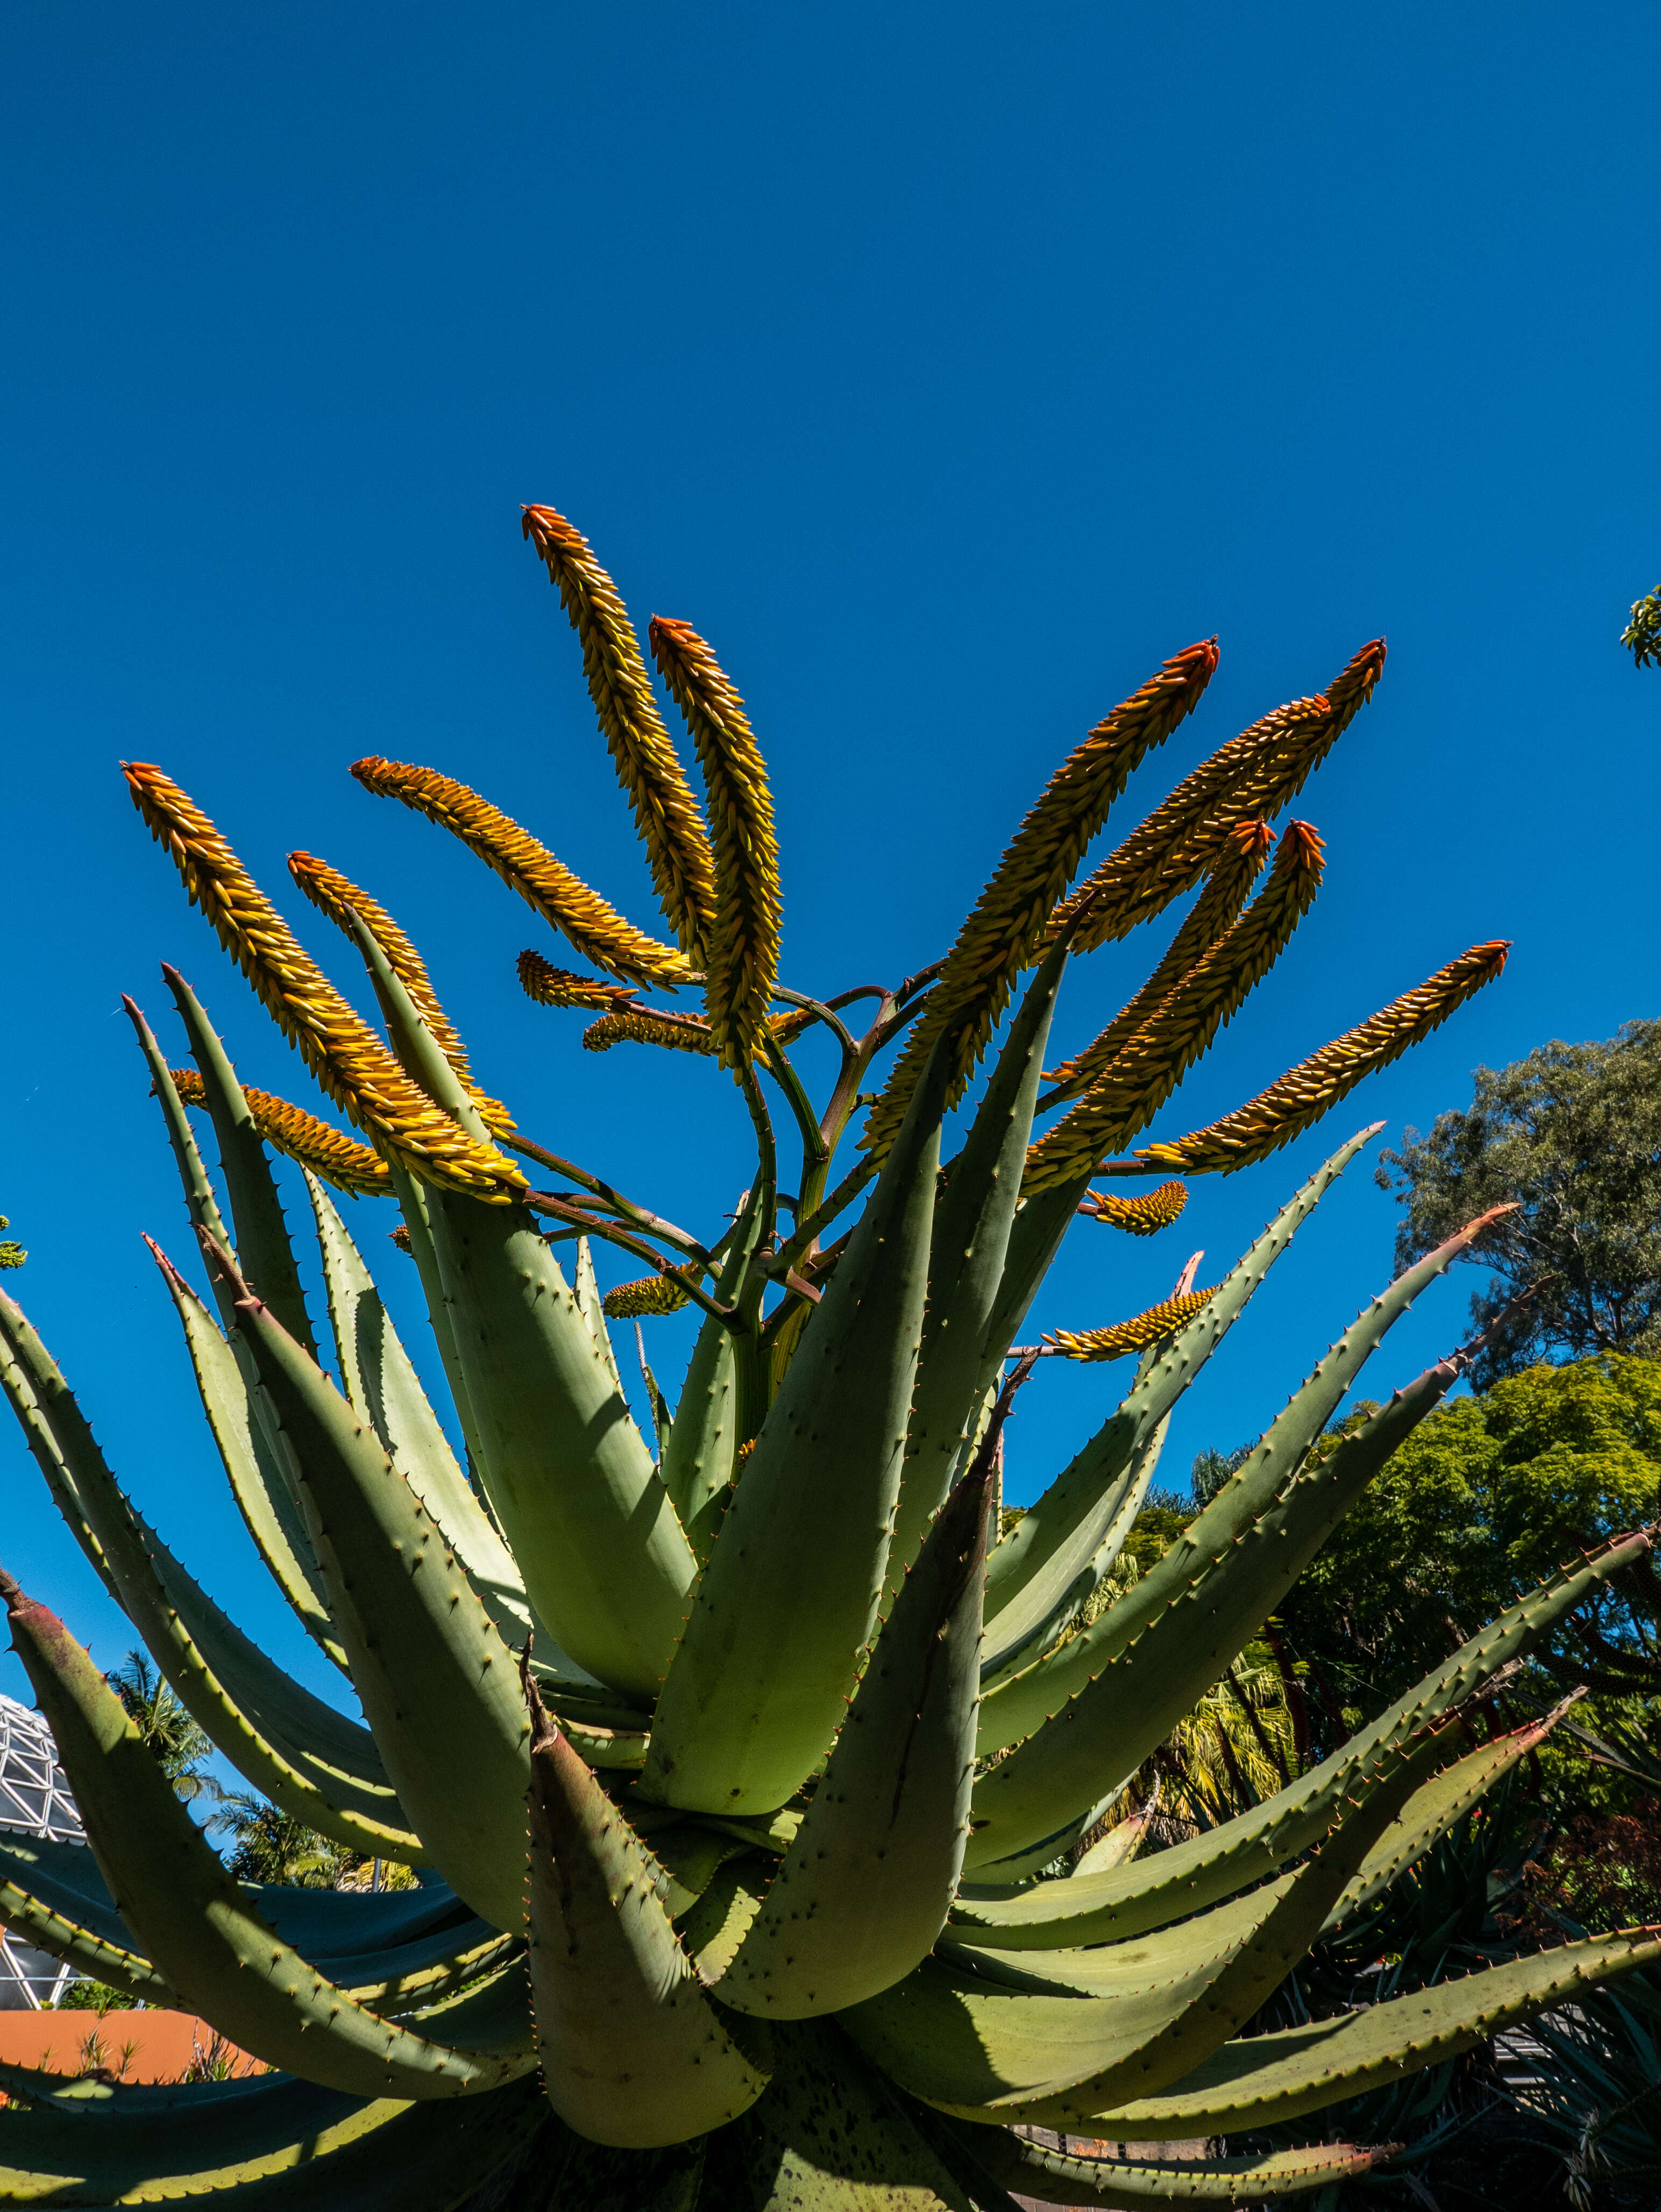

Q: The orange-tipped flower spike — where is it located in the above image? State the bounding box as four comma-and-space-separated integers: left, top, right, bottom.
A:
350, 757, 695, 991
583, 1010, 720, 1058
168, 1066, 391, 1197
1041, 819, 1276, 1106
862, 639, 1220, 1161
1139, 940, 1511, 1175
522, 504, 718, 961
601, 1268, 697, 1318
1084, 1180, 1190, 1236
1050, 641, 1385, 957
121, 763, 524, 1204
1045, 1287, 1213, 1361
1024, 821, 1327, 1193
517, 949, 641, 1015
288, 851, 516, 1141
649, 616, 782, 1069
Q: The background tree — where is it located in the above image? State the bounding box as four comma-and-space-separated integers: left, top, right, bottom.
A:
109, 1650, 221, 1808
1276, 1355, 1661, 1755
1376, 1021, 1661, 1387
1624, 586, 1661, 668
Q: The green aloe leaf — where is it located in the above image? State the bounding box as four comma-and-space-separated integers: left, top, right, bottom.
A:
523, 1671, 770, 2148
981, 1129, 1373, 1667
714, 1455, 993, 2019
0, 2069, 543, 2209
643, 1042, 950, 1816
0, 1831, 174, 2006
886, 944, 1067, 1604
0, 1288, 419, 1860
147, 1238, 348, 1674
165, 966, 321, 1362
946, 2125, 1396, 2207
969, 1212, 1511, 1866
215, 1237, 534, 1931
951, 1528, 1652, 1949
0, 1569, 532, 2101
661, 1182, 767, 1554
1091, 1927, 1661, 2137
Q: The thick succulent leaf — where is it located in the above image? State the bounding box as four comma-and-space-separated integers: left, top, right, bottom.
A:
219, 1247, 534, 1930
661, 1183, 767, 1553
354, 932, 691, 1701
0, 1290, 420, 1859
574, 1233, 626, 1393
0, 1571, 531, 2101
165, 967, 320, 1361
1091, 1927, 1661, 2137
946, 2126, 1396, 2208
677, 1851, 771, 1981
125, 998, 233, 1279
886, 946, 1066, 1604
523, 1674, 769, 2148
736, 2021, 982, 2212
0, 2071, 541, 2210
643, 1045, 948, 1815
846, 1735, 1431, 2122
969, 1219, 1507, 1867
714, 1457, 992, 2019
386, 1164, 494, 1492
982, 1131, 1372, 1658
425, 1184, 693, 1705
0, 1833, 173, 2005
950, 1528, 1652, 1949
148, 1241, 347, 1673
308, 1174, 604, 1693
1323, 1700, 1574, 1932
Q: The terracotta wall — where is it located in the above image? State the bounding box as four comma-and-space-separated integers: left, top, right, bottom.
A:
0, 2009, 262, 2085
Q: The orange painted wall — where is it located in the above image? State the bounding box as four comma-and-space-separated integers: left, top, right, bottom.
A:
0, 2009, 262, 2085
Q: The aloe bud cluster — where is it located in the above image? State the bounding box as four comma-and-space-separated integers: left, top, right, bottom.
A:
0, 507, 1652, 2209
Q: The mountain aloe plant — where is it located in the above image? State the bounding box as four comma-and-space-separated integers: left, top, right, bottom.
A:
0, 504, 1655, 2208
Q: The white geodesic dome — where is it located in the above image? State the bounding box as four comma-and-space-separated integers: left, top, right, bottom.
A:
0, 1691, 87, 2009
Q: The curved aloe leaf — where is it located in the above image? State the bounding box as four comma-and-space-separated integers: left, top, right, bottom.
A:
846, 1732, 1432, 2121
714, 1455, 991, 2019
1090, 1927, 1661, 2137
969, 1216, 1509, 1866
308, 1172, 604, 1696
661, 1182, 766, 1554
0, 2070, 543, 2209
0, 1569, 531, 2101
148, 1239, 348, 1673
948, 2124, 1395, 2206
981, 1129, 1373, 1658
951, 1529, 1651, 1949
165, 966, 320, 1361
0, 1289, 420, 1859
215, 1239, 534, 1931
124, 997, 232, 1274
0, 1832, 174, 2005
643, 1044, 949, 1815
523, 1671, 770, 2148
886, 945, 1066, 1603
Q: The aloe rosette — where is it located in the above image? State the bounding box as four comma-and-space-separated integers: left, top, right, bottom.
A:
0, 505, 1653, 2209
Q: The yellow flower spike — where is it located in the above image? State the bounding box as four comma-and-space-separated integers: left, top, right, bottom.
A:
649, 616, 782, 1070
349, 756, 696, 991
1085, 1180, 1190, 1237
121, 763, 526, 1204
1139, 939, 1512, 1176
1042, 818, 1276, 1105
168, 1067, 391, 1197
1024, 820, 1328, 1193
600, 1268, 697, 1319
1051, 640, 1386, 958
516, 949, 641, 1015
861, 639, 1221, 1161
521, 503, 718, 963
288, 851, 516, 1142
582, 1010, 720, 1058
1045, 1287, 1213, 1362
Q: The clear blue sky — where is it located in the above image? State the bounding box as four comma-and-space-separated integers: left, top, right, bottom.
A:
3, 4, 1658, 1714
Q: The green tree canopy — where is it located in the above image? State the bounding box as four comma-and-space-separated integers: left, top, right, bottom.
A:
1376, 1021, 1661, 1387
108, 1650, 220, 1806
1279, 1356, 1660, 1747
1624, 586, 1661, 668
